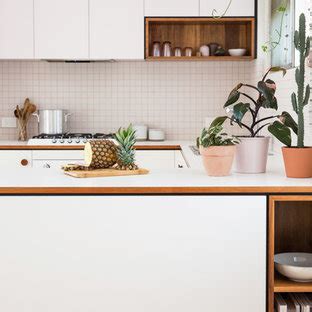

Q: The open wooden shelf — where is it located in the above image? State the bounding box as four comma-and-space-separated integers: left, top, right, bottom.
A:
145, 17, 256, 61
274, 274, 312, 293
268, 196, 312, 312
146, 56, 253, 61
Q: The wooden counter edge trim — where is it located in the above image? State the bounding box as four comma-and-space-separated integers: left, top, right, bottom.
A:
0, 145, 181, 151
0, 186, 311, 195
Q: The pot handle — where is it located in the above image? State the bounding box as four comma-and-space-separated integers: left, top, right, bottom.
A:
32, 113, 39, 122
64, 113, 72, 123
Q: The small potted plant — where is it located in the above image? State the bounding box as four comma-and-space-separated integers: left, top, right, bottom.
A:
223, 66, 286, 173
197, 117, 239, 176
269, 13, 312, 178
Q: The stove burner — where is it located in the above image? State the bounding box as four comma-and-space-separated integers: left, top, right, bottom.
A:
32, 133, 115, 140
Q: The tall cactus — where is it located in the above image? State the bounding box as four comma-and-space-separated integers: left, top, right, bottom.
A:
293, 13, 310, 147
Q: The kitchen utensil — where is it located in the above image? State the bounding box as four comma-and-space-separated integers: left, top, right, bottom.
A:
152, 41, 161, 57
174, 47, 182, 57
64, 167, 149, 178
228, 48, 247, 56
133, 124, 148, 141
148, 129, 165, 141
199, 45, 210, 56
208, 43, 219, 56
184, 47, 193, 57
274, 252, 312, 282
163, 41, 172, 57
33, 109, 71, 135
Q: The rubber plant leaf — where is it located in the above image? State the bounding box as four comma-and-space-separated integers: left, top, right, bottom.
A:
232, 102, 250, 123
269, 66, 287, 76
224, 90, 240, 108
268, 121, 292, 147
258, 81, 277, 110
280, 111, 298, 135
208, 116, 228, 130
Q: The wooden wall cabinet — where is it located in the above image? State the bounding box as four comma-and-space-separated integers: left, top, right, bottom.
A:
144, 0, 200, 17
34, 0, 89, 59
145, 17, 255, 60
200, 0, 255, 17
268, 196, 312, 312
0, 0, 34, 59
90, 0, 144, 59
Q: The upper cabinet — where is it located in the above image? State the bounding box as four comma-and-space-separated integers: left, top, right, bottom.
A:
0, 0, 34, 59
145, 0, 199, 17
90, 0, 144, 59
34, 0, 89, 59
200, 0, 255, 17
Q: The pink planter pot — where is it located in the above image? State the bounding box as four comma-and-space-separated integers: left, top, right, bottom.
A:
235, 137, 270, 174
200, 145, 236, 176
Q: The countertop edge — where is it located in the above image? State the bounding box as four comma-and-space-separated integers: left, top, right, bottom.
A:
0, 186, 311, 195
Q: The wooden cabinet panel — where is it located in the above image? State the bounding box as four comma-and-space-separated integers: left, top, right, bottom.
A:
34, 0, 88, 59
0, 0, 34, 59
200, 0, 255, 17
90, 0, 144, 59
145, 0, 199, 16
0, 195, 266, 312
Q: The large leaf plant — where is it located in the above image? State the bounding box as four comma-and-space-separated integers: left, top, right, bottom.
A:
224, 66, 289, 137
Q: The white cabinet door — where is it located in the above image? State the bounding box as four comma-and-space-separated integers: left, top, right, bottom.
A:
90, 0, 144, 59
0, 196, 266, 312
0, 151, 32, 168
145, 0, 199, 16
34, 0, 89, 59
136, 150, 175, 169
200, 0, 255, 17
0, 0, 34, 59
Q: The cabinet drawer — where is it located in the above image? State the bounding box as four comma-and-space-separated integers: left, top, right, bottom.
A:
32, 150, 84, 160
0, 151, 32, 168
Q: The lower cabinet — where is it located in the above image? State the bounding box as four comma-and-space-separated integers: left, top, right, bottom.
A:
0, 150, 32, 168
0, 195, 266, 312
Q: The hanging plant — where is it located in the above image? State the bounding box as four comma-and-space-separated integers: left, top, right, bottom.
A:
212, 0, 233, 19
262, 0, 288, 52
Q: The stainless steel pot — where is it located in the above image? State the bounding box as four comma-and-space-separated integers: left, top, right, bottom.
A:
33, 110, 71, 134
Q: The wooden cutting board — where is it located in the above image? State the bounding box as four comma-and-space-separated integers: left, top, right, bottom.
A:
64, 168, 149, 178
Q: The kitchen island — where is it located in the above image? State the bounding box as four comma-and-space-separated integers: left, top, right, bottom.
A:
0, 150, 311, 312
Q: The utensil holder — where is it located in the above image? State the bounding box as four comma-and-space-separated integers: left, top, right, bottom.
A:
17, 119, 27, 141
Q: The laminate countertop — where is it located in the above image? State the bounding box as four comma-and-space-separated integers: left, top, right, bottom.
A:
0, 140, 311, 194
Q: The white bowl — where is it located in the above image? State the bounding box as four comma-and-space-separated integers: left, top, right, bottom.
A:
274, 253, 312, 282
228, 49, 247, 57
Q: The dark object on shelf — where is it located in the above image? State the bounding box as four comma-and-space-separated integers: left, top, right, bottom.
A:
208, 43, 220, 56
214, 47, 226, 56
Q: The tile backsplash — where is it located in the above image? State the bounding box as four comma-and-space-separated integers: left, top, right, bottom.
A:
0, 60, 255, 140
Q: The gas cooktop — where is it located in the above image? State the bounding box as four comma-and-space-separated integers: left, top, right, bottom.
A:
28, 133, 115, 145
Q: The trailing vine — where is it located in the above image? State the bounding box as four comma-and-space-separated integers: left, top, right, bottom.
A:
212, 0, 233, 19
262, 0, 288, 52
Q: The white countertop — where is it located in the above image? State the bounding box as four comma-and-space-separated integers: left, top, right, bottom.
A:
0, 140, 310, 191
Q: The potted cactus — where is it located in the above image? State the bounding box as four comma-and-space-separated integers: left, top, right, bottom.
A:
223, 67, 286, 173
197, 117, 239, 176
268, 13, 312, 178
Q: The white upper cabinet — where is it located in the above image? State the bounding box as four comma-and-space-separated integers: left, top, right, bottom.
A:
200, 0, 255, 17
0, 0, 34, 59
34, 0, 89, 59
90, 0, 144, 59
145, 0, 199, 16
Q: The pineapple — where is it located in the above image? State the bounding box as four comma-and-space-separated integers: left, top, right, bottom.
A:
84, 139, 117, 169
114, 125, 138, 170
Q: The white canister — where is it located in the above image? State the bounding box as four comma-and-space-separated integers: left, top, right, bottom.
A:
199, 45, 210, 57
148, 129, 165, 141
133, 124, 148, 141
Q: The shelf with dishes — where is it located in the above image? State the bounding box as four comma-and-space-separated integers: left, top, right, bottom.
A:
268, 196, 312, 312
145, 17, 255, 61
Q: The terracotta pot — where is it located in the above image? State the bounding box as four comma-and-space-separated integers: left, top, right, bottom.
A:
200, 145, 236, 176
282, 147, 312, 178
235, 137, 270, 174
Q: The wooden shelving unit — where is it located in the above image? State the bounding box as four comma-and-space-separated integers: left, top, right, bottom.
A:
274, 274, 312, 293
145, 17, 255, 61
268, 196, 312, 312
